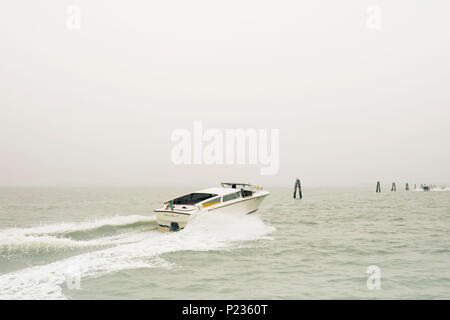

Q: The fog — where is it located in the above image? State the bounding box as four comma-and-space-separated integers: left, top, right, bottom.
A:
1, 1, 449, 187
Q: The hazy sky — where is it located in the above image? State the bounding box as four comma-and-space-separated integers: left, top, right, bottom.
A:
1, 1, 449, 187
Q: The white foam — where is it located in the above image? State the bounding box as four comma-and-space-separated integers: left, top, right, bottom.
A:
0, 214, 156, 236
0, 212, 275, 299
0, 230, 151, 256
0, 215, 156, 256
0, 234, 96, 256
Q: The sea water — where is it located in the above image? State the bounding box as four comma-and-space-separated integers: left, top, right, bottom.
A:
0, 187, 449, 299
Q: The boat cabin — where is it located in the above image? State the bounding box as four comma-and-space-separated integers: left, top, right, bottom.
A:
164, 183, 259, 209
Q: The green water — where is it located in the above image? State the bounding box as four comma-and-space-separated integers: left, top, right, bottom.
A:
0, 187, 449, 299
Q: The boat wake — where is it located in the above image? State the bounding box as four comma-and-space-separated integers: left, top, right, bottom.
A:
0, 215, 157, 256
0, 213, 275, 299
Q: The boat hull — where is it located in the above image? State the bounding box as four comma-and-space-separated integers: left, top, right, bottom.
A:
155, 210, 191, 232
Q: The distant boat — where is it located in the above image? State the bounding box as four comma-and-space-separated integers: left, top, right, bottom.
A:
423, 185, 430, 191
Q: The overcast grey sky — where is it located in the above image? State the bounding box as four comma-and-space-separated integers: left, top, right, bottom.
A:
1, 1, 449, 187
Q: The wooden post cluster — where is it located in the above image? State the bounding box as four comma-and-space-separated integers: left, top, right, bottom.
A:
376, 182, 422, 192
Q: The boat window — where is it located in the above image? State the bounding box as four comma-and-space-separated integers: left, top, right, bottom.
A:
222, 192, 241, 202
242, 190, 253, 197
202, 197, 221, 208
173, 193, 216, 205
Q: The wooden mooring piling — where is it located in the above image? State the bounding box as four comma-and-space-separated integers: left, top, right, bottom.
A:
376, 181, 381, 193
293, 178, 302, 199
391, 182, 396, 191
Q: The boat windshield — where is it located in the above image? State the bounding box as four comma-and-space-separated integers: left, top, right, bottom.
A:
172, 193, 217, 205
221, 183, 257, 191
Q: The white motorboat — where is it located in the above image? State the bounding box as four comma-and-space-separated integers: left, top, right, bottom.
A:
154, 182, 269, 232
